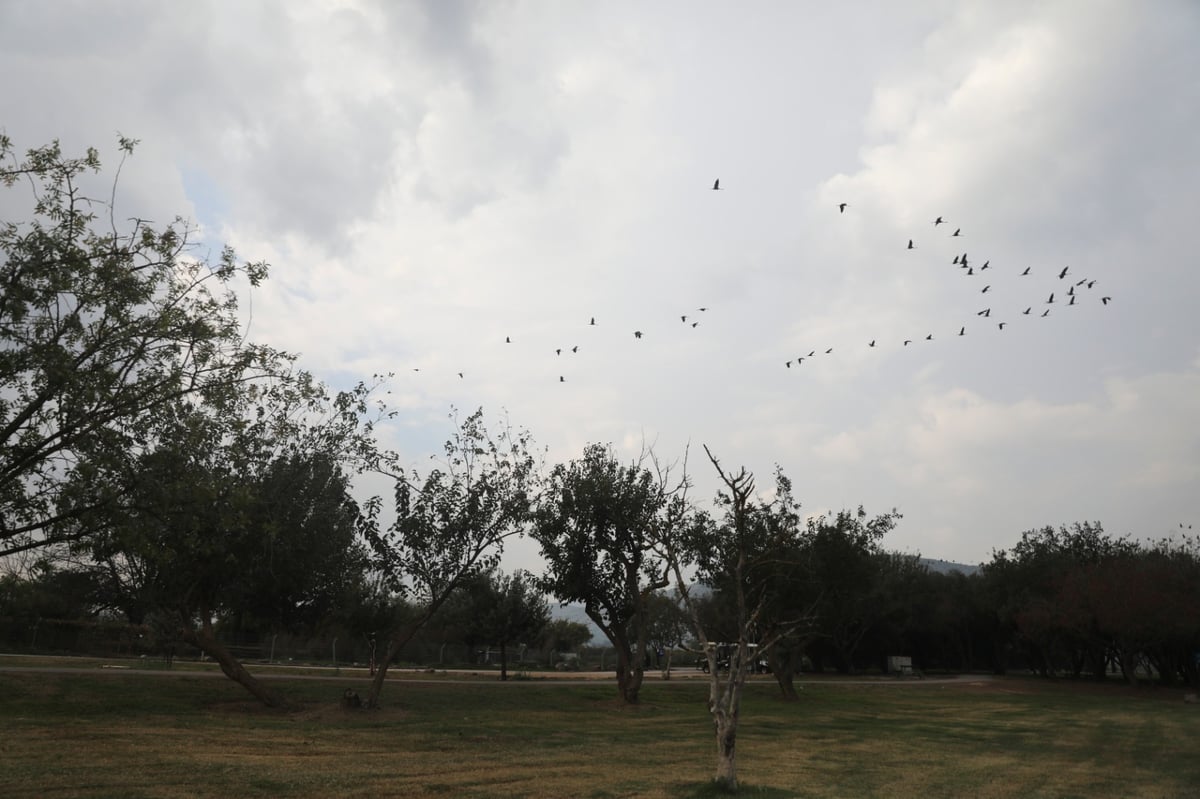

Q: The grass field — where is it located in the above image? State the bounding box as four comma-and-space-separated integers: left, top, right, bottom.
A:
1, 663, 1197, 798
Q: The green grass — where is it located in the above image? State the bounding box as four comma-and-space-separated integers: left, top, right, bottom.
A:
0, 665, 1197, 798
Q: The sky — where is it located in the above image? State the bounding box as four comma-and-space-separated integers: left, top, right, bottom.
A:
2, 0, 1198, 569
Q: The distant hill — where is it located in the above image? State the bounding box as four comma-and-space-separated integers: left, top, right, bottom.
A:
919, 557, 981, 576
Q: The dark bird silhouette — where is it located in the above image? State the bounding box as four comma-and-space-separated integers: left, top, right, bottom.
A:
1047, 293, 1055, 304
998, 322, 1007, 330
458, 372, 464, 379
953, 255, 960, 265
982, 285, 991, 293
590, 317, 596, 325
681, 315, 687, 323
966, 267, 975, 276
1076, 278, 1088, 286
1067, 285, 1075, 296
699, 307, 708, 312
934, 216, 945, 225
977, 308, 991, 317
712, 179, 721, 190
633, 331, 643, 339
952, 228, 962, 237
904, 340, 912, 346
1087, 280, 1097, 289
691, 322, 699, 328
506, 336, 511, 343
1020, 267, 1031, 276
839, 203, 848, 213
1058, 266, 1069, 279
572, 346, 578, 353
825, 348, 833, 354
1023, 307, 1032, 315
560, 376, 565, 383
1041, 309, 1050, 317
869, 340, 876, 347
981, 261, 990, 270
556, 348, 562, 355
958, 327, 965, 336
1101, 296, 1112, 305
1068, 295, 1076, 305
808, 351, 816, 357
786, 360, 793, 368
926, 334, 933, 340
907, 239, 915, 250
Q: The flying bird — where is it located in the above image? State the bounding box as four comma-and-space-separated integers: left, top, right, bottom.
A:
1058, 266, 1069, 279
786, 360, 793, 368
998, 322, 1007, 330
958, 327, 965, 336
681, 315, 688, 323
1020, 267, 1031, 276
1101, 296, 1112, 305
1023, 307, 1032, 315
458, 372, 463, 379
952, 228, 962, 237
572, 346, 578, 353
926, 334, 933, 340
839, 203, 848, 213
559, 376, 565, 383
712, 179, 721, 190
952, 255, 960, 265
904, 340, 912, 346
556, 348, 562, 356
907, 239, 915, 250
825, 348, 833, 354
506, 336, 511, 343
981, 261, 990, 270
934, 216, 945, 225
1041, 309, 1050, 317
869, 340, 876, 347
590, 317, 596, 326
1047, 293, 1055, 304
633, 331, 643, 339
977, 308, 991, 317
982, 285, 991, 293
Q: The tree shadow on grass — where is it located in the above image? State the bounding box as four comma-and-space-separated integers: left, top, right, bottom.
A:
671, 780, 797, 798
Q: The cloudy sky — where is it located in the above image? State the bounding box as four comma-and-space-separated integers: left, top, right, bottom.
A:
3, 1, 1198, 568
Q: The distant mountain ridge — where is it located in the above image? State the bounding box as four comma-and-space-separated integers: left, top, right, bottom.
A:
919, 557, 981, 575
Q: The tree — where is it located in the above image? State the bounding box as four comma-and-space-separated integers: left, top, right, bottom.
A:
461, 569, 549, 680
668, 448, 814, 791
533, 443, 680, 704
59, 373, 385, 708
362, 408, 539, 708
802, 507, 902, 673
1, 136, 280, 558
540, 618, 593, 665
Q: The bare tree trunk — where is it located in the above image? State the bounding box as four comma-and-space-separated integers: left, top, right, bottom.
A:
180, 620, 291, 709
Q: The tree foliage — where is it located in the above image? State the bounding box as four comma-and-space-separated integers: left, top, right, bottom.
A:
363, 408, 539, 707
533, 443, 681, 704
0, 136, 281, 557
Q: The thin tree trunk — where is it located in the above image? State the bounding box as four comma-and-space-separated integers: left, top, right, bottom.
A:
181, 620, 290, 709
499, 640, 509, 681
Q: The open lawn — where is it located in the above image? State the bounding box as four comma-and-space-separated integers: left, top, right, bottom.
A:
0, 663, 1197, 798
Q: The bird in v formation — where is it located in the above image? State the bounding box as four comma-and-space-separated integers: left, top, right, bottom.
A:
405, 183, 1111, 381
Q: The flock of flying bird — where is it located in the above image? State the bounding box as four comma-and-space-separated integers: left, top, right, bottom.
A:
409, 178, 1112, 383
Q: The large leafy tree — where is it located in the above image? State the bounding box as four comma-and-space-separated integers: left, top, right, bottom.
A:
0, 136, 280, 558
533, 443, 682, 704
363, 408, 539, 708
59, 374, 386, 708
459, 569, 549, 681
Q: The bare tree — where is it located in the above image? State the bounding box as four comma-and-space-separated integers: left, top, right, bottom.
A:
667, 446, 814, 791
